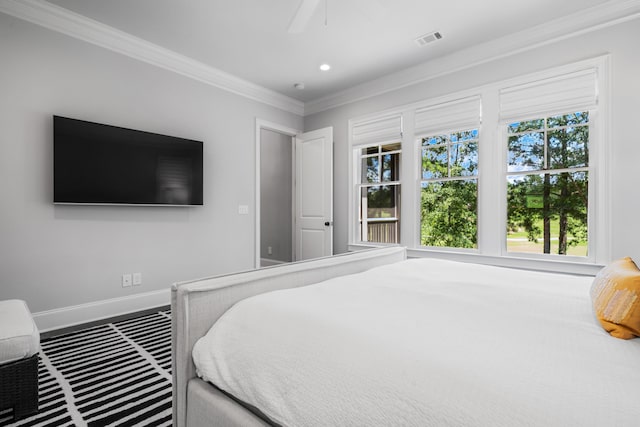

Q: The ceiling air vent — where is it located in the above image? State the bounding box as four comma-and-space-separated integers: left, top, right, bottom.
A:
415, 31, 442, 47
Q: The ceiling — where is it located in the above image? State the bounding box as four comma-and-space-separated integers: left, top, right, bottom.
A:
45, 0, 612, 103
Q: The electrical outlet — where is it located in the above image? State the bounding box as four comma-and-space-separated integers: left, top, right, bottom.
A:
122, 274, 132, 287
133, 272, 142, 286
267, 246, 273, 255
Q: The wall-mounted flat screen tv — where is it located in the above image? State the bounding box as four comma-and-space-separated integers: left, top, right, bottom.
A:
54, 116, 203, 206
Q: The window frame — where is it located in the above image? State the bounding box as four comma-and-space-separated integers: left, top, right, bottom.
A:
417, 127, 480, 252
356, 142, 402, 245
348, 113, 404, 247
501, 111, 594, 262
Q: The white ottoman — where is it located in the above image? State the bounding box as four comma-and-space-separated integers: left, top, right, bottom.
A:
0, 299, 40, 420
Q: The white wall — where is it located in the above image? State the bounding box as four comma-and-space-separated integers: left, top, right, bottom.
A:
305, 19, 640, 261
260, 129, 293, 264
0, 14, 302, 318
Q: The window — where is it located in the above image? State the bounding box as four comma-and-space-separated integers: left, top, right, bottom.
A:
506, 112, 589, 256
415, 96, 481, 249
500, 66, 598, 260
348, 58, 607, 271
420, 129, 478, 248
357, 142, 401, 244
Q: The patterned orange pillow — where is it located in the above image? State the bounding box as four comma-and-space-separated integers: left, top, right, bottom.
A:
591, 257, 640, 339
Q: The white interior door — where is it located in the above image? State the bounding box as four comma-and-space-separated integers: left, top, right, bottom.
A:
295, 127, 333, 261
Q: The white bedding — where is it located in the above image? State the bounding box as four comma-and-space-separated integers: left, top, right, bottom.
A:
192, 258, 640, 426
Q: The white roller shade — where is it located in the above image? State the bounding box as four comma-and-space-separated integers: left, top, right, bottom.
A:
415, 96, 481, 136
499, 68, 597, 123
352, 115, 402, 146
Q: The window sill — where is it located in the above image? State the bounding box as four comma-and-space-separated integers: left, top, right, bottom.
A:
348, 243, 604, 276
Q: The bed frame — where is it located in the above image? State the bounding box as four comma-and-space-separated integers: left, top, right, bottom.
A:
171, 246, 407, 427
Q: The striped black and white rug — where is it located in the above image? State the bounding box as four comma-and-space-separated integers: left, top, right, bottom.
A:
0, 309, 172, 427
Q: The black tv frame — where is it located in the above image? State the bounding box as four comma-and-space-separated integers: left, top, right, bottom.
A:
53, 116, 204, 206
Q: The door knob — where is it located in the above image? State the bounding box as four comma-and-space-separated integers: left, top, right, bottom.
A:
324, 221, 331, 226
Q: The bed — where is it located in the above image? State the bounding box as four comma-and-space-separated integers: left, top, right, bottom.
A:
171, 247, 640, 426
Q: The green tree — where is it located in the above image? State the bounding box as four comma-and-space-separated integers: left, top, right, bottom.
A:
421, 180, 477, 248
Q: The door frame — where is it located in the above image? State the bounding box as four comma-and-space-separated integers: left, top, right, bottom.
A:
255, 119, 301, 269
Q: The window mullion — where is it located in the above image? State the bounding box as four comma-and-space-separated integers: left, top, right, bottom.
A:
377, 151, 382, 186
447, 139, 451, 178
544, 118, 548, 171
506, 166, 589, 177
421, 176, 477, 184
359, 182, 401, 189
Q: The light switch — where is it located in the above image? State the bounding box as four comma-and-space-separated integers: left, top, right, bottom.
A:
238, 205, 249, 215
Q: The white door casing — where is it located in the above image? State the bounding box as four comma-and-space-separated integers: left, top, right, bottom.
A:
295, 127, 333, 260
255, 119, 299, 268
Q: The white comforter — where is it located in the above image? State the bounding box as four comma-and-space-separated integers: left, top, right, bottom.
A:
192, 258, 640, 426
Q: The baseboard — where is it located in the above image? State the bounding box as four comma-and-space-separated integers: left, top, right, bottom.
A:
260, 258, 289, 267
32, 288, 171, 333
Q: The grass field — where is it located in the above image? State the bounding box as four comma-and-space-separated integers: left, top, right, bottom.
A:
507, 219, 587, 257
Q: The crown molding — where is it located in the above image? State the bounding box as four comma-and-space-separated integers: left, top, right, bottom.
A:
2, 0, 639, 117
0, 0, 305, 116
304, 0, 640, 116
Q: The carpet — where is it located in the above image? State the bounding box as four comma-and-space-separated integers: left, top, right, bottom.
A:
0, 310, 172, 427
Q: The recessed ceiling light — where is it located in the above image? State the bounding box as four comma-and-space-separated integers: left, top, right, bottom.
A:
319, 63, 331, 71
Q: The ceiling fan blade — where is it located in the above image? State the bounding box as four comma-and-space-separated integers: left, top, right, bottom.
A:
287, 0, 322, 33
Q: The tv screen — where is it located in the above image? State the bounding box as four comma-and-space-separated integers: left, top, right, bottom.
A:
54, 116, 203, 206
